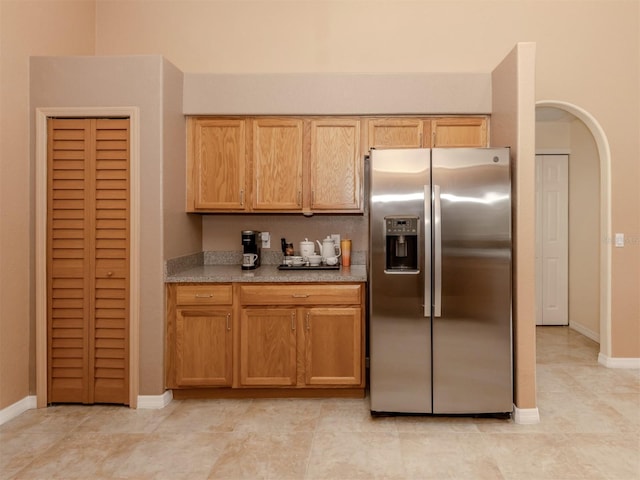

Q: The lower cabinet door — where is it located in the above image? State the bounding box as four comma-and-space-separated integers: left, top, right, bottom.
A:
304, 307, 362, 386
240, 307, 297, 386
175, 308, 233, 386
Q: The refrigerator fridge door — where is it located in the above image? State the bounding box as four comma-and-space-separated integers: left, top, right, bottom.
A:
369, 148, 431, 414
431, 148, 513, 414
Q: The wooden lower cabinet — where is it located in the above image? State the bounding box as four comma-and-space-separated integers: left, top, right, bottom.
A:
239, 307, 297, 386
304, 307, 362, 386
166, 284, 233, 388
166, 282, 365, 397
175, 308, 232, 386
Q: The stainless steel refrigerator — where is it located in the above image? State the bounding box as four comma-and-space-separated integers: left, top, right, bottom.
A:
369, 147, 512, 415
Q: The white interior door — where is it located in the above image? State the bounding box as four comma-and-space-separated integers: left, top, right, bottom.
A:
535, 154, 569, 325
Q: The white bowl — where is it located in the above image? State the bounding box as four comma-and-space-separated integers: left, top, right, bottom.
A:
308, 254, 322, 266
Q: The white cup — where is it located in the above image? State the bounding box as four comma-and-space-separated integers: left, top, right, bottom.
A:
242, 253, 258, 266
325, 256, 339, 266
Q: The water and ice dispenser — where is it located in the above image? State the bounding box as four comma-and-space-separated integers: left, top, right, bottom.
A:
384, 216, 419, 271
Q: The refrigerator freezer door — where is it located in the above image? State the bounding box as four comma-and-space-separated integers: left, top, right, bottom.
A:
431, 148, 513, 414
369, 148, 431, 414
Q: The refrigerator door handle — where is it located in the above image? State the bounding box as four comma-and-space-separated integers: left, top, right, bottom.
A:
424, 185, 431, 317
434, 185, 442, 317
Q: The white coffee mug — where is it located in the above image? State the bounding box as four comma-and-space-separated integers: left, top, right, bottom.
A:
242, 253, 258, 266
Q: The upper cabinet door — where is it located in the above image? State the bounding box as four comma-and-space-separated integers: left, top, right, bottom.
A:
310, 119, 362, 212
187, 118, 247, 211
252, 118, 304, 211
431, 117, 487, 147
367, 118, 430, 150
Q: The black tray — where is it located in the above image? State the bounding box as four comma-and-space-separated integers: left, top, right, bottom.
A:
277, 264, 340, 271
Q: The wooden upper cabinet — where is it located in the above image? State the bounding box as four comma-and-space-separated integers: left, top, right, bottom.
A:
432, 117, 487, 147
185, 115, 487, 213
252, 118, 304, 211
309, 119, 362, 212
367, 118, 430, 149
187, 117, 247, 212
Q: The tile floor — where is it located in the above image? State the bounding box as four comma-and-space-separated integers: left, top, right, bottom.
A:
1, 326, 639, 479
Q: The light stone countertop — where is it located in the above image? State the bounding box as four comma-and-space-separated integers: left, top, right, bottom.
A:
165, 264, 367, 283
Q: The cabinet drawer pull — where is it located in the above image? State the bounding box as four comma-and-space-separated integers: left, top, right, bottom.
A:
297, 190, 302, 206
240, 189, 244, 207
306, 312, 310, 331
195, 293, 214, 298
291, 294, 309, 298
226, 313, 231, 331
291, 313, 296, 331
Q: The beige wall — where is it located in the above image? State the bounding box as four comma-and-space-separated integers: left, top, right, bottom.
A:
491, 43, 537, 409
1, 0, 638, 411
0, 1, 96, 409
569, 120, 600, 338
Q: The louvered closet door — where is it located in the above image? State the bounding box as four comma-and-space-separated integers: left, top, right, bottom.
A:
48, 118, 130, 405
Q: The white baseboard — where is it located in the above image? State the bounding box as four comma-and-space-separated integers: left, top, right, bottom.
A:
0, 395, 37, 426
513, 405, 540, 424
137, 390, 173, 409
569, 322, 600, 343
598, 353, 640, 369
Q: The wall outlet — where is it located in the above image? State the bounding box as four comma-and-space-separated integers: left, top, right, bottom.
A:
614, 233, 624, 247
261, 232, 271, 249
331, 233, 340, 244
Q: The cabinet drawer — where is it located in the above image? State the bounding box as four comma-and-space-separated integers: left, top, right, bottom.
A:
239, 284, 362, 306
176, 284, 233, 306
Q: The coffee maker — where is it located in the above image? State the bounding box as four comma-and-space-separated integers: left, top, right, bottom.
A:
241, 230, 261, 270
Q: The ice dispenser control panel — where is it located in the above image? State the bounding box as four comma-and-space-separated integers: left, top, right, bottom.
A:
385, 216, 419, 272
386, 217, 418, 235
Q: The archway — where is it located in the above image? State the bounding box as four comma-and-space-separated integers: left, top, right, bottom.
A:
535, 100, 612, 361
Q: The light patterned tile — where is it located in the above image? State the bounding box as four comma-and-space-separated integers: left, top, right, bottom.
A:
317, 398, 398, 433
567, 433, 640, 480
208, 431, 312, 479
485, 433, 604, 480
0, 432, 65, 479
306, 431, 405, 479
154, 398, 251, 433
399, 432, 504, 479
101, 432, 229, 480
8, 433, 131, 479
232, 398, 322, 433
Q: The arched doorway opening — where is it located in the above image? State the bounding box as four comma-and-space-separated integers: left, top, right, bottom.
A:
535, 100, 612, 361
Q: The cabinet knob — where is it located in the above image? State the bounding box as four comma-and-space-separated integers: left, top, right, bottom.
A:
107, 271, 113, 277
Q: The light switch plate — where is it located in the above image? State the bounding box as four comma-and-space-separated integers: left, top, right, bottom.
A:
331, 233, 340, 244
614, 233, 624, 247
261, 232, 271, 249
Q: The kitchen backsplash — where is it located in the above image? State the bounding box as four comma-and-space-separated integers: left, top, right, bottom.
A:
201, 214, 369, 254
